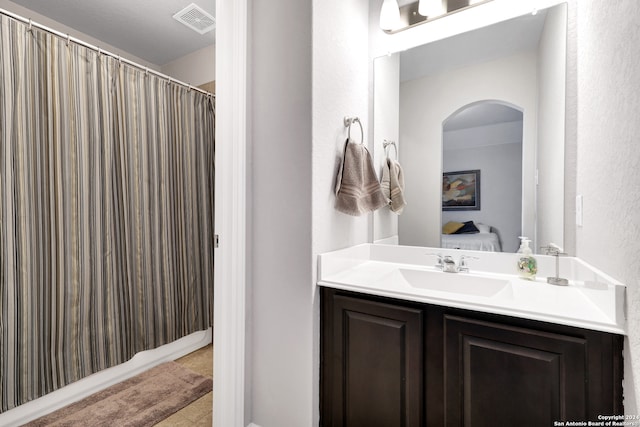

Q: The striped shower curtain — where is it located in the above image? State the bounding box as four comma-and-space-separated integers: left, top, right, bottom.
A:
0, 16, 214, 412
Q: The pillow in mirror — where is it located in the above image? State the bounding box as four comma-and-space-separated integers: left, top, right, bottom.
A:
455, 221, 480, 234
476, 223, 491, 233
442, 221, 465, 234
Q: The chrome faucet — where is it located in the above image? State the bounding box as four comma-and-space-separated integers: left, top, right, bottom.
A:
541, 243, 569, 286
442, 255, 457, 273
428, 254, 477, 273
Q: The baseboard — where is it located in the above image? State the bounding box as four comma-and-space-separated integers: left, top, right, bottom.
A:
0, 328, 212, 427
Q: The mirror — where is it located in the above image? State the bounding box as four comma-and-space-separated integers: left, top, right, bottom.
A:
373, 3, 567, 254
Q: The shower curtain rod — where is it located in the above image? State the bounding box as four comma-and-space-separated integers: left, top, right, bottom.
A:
0, 7, 214, 98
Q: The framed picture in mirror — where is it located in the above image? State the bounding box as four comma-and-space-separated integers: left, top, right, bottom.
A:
442, 170, 480, 211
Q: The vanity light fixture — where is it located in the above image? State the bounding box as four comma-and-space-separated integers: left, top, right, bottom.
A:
380, 0, 401, 31
383, 0, 493, 33
418, 0, 443, 17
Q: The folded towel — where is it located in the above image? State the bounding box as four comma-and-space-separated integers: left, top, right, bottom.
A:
380, 157, 407, 214
335, 139, 387, 216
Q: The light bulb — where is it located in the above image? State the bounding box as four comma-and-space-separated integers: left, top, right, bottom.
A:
418, 0, 443, 17
379, 0, 400, 31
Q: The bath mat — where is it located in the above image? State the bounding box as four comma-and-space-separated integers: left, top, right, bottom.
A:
23, 361, 212, 427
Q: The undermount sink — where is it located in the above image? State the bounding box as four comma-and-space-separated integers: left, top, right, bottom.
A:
399, 269, 510, 297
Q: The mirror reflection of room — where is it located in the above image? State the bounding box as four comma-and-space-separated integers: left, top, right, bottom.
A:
441, 102, 523, 253
373, 3, 567, 254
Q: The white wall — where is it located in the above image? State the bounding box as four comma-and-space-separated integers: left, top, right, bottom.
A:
161, 44, 215, 87
249, 0, 313, 426
249, 0, 371, 424
574, 0, 640, 414
537, 3, 567, 252
311, 0, 372, 420
313, 0, 372, 257
442, 133, 523, 253
398, 51, 538, 247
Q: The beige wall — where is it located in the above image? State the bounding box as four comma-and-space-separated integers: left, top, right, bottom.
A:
198, 81, 215, 94
161, 44, 215, 87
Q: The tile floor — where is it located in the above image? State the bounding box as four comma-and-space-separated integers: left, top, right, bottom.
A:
155, 344, 213, 426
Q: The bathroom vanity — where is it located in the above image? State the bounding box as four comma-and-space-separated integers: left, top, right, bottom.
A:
318, 244, 625, 426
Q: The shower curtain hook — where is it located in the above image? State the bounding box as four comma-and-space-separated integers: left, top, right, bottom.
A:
27, 19, 32, 33
66, 34, 70, 46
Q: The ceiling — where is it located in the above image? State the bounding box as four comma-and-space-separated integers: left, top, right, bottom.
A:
9, 0, 215, 66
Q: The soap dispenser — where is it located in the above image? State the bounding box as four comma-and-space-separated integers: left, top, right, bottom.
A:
517, 237, 537, 280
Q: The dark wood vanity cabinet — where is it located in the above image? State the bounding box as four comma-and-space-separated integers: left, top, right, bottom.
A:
320, 287, 624, 427
442, 314, 623, 426
321, 289, 425, 426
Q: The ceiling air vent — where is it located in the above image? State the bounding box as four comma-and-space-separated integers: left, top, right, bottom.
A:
173, 3, 216, 35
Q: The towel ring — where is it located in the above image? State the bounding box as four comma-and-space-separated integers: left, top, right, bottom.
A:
383, 140, 397, 159
344, 116, 364, 145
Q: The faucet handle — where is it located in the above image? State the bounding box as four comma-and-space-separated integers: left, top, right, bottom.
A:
541, 243, 567, 256
458, 255, 478, 272
426, 253, 443, 261
426, 253, 444, 269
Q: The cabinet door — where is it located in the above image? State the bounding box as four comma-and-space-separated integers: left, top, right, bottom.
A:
321, 289, 424, 427
444, 314, 588, 427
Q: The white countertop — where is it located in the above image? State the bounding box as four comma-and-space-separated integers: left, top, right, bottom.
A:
318, 244, 626, 335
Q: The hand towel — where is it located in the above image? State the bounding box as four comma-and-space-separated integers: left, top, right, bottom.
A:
335, 139, 387, 216
380, 157, 407, 214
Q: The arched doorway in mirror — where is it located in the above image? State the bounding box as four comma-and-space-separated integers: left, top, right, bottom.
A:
441, 100, 524, 253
